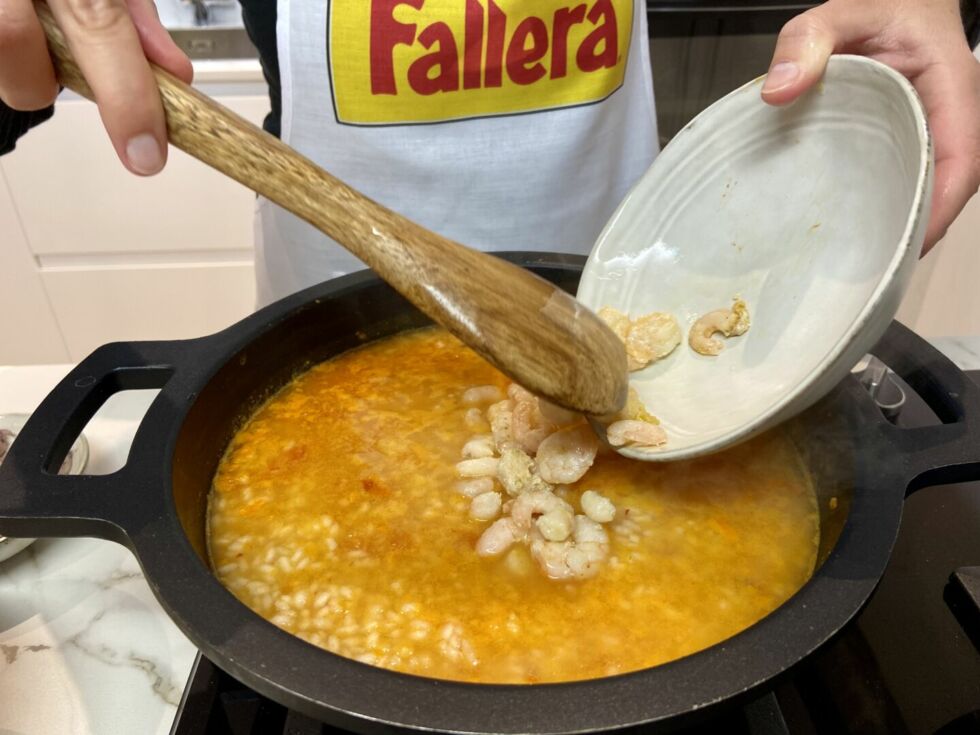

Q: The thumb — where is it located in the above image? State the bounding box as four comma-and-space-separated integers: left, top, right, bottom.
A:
760, 2, 885, 106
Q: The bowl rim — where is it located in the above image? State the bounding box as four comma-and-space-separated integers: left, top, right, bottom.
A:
582, 54, 932, 463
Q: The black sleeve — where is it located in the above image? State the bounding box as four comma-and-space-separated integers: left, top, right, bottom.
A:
238, 0, 282, 138
964, 0, 980, 48
0, 100, 55, 156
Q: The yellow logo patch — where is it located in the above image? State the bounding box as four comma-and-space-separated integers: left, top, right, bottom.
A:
328, 0, 633, 125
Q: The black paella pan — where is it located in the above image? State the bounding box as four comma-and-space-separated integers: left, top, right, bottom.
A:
1, 252, 979, 734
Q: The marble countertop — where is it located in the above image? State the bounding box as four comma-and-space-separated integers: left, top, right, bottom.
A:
1, 337, 979, 734
0, 367, 196, 735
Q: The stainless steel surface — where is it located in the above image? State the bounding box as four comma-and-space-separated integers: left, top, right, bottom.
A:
155, 0, 254, 59
168, 27, 258, 60
155, 0, 242, 28
648, 3, 816, 11
647, 3, 814, 144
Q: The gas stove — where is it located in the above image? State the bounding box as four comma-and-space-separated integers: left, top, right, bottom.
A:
170, 372, 980, 735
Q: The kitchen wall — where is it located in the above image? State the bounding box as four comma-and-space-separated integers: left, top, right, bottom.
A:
0, 12, 977, 365
894, 46, 980, 336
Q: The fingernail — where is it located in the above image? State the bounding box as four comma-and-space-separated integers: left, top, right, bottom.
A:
762, 62, 801, 93
126, 133, 164, 175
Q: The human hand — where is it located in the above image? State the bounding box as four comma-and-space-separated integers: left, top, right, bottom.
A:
0, 0, 193, 175
761, 0, 980, 254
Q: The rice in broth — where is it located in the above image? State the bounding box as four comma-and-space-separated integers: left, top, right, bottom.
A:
208, 327, 819, 684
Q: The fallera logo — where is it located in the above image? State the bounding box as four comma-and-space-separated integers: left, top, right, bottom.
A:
328, 0, 633, 125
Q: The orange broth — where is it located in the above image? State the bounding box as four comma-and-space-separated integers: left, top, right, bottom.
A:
208, 327, 819, 683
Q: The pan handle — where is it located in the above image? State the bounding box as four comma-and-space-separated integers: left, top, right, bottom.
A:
871, 322, 980, 494
0, 339, 190, 542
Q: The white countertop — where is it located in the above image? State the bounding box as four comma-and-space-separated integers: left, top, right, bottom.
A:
1, 337, 979, 734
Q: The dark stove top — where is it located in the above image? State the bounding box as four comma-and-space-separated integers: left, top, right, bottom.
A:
170, 372, 980, 735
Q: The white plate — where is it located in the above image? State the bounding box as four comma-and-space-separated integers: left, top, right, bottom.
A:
0, 413, 89, 562
579, 55, 931, 461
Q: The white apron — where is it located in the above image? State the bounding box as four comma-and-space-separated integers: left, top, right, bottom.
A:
256, 0, 659, 307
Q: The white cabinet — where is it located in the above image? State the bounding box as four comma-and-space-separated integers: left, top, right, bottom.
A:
1, 58, 976, 366
41, 262, 255, 358
0, 74, 267, 365
2, 96, 264, 257
0, 168, 69, 364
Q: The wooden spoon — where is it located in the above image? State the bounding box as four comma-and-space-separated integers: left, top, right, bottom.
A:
34, 3, 628, 416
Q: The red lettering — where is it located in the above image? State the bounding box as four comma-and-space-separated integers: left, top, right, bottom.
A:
506, 17, 549, 85
407, 21, 460, 94
485, 0, 506, 88
551, 5, 586, 79
577, 0, 618, 72
463, 0, 484, 90
370, 0, 622, 100
370, 0, 423, 95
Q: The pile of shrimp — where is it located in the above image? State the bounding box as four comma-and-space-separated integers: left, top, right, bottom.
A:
598, 307, 682, 371
449, 298, 752, 579
599, 299, 751, 364
454, 383, 660, 581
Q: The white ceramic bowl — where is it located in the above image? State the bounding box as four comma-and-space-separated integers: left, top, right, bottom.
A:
579, 55, 932, 461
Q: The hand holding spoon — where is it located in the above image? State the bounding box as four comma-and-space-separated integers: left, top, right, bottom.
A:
34, 2, 628, 416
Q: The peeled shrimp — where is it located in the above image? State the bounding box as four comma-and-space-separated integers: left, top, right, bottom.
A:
461, 435, 496, 459
529, 515, 610, 580
580, 490, 616, 523
476, 518, 521, 556
622, 386, 659, 424
506, 383, 535, 404
510, 490, 569, 529
497, 446, 552, 497
463, 385, 504, 404
454, 477, 495, 497
470, 491, 503, 521
598, 307, 681, 371
456, 457, 499, 478
501, 383, 556, 454
536, 507, 574, 542
599, 386, 661, 425
689, 299, 750, 356
597, 306, 631, 342
486, 399, 515, 448
512, 399, 553, 454
625, 312, 682, 371
606, 420, 667, 449
464, 407, 487, 431
573, 514, 610, 544
510, 490, 575, 541
535, 424, 599, 484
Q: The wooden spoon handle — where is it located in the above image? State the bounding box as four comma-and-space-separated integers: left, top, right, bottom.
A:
35, 2, 627, 415
36, 2, 446, 282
